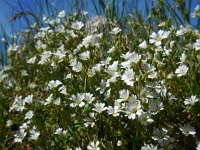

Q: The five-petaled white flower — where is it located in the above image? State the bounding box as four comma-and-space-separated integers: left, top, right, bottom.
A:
55, 128, 63, 135
47, 80, 62, 89
122, 52, 141, 64
25, 110, 34, 120
70, 93, 85, 107
107, 105, 121, 117
121, 69, 135, 86
57, 10, 65, 18
125, 95, 143, 119
92, 103, 107, 113
29, 127, 40, 140
110, 27, 121, 34
184, 95, 199, 105
69, 58, 83, 72
79, 51, 90, 60
175, 65, 189, 77
149, 30, 170, 46
118, 89, 130, 102
87, 141, 100, 150
139, 40, 147, 49
71, 21, 84, 30
14, 129, 27, 143
180, 124, 196, 136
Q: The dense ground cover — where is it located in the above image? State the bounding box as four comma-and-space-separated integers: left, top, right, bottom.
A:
0, 1, 200, 149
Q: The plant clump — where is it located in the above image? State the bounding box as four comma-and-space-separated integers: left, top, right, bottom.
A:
0, 7, 200, 150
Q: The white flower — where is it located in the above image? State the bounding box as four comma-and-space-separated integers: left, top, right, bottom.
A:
55, 128, 63, 135
125, 95, 143, 119
30, 127, 40, 140
53, 50, 66, 61
10, 95, 25, 112
25, 110, 34, 120
184, 95, 199, 105
93, 103, 107, 113
59, 86, 67, 95
92, 63, 103, 72
81, 35, 93, 48
66, 73, 72, 79
82, 11, 88, 16
122, 52, 141, 64
196, 142, 200, 150
176, 25, 190, 36
148, 71, 157, 79
149, 30, 170, 46
70, 93, 85, 107
69, 58, 83, 72
67, 29, 77, 38
121, 60, 131, 69
27, 56, 37, 64
191, 5, 200, 18
87, 68, 95, 78
176, 29, 184, 36
138, 112, 154, 126
107, 105, 121, 117
130, 53, 141, 64
117, 140, 122, 147
84, 93, 95, 104
14, 129, 27, 143
20, 122, 30, 130
180, 124, 196, 136
175, 65, 189, 77
6, 120, 13, 127
54, 97, 61, 105
121, 69, 135, 86
110, 27, 121, 34
162, 47, 171, 56
20, 70, 28, 76
108, 46, 115, 53
79, 51, 90, 60
194, 39, 200, 51
141, 144, 158, 150
107, 61, 119, 75
78, 33, 103, 49
139, 40, 147, 49
36, 40, 47, 49
118, 89, 129, 102
23, 95, 33, 104
44, 94, 53, 106
38, 51, 52, 65
87, 141, 100, 150
148, 100, 164, 115
179, 52, 186, 64
152, 128, 169, 141
101, 57, 112, 66
48, 80, 62, 89
95, 79, 106, 94
1, 37, 6, 43
71, 21, 84, 30
57, 10, 65, 18
7, 43, 18, 53
158, 21, 166, 27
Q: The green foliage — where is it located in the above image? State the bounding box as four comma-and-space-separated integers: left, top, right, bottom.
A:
0, 1, 200, 149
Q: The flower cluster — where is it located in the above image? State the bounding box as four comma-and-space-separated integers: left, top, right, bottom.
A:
0, 9, 200, 150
